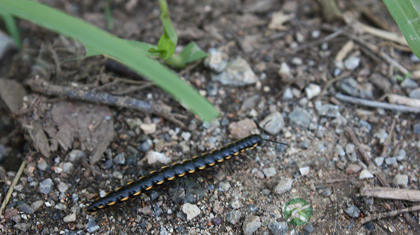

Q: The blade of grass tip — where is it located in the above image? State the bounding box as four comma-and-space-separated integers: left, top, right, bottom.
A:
0, 12, 21, 48
0, 0, 219, 121
105, 0, 114, 31
384, 0, 420, 60
153, 0, 178, 60
164, 42, 208, 69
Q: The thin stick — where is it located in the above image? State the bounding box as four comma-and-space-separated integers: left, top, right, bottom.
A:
360, 204, 420, 224
360, 187, 420, 202
336, 93, 420, 113
0, 161, 26, 217
28, 77, 185, 128
347, 128, 420, 231
344, 33, 409, 75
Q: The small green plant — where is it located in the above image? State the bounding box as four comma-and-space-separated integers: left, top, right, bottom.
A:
384, 0, 420, 61
0, 0, 217, 122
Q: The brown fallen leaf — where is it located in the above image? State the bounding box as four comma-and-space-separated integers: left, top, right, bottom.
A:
46, 101, 114, 165
0, 78, 27, 113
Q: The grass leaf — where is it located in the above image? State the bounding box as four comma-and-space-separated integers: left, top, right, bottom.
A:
164, 42, 208, 68
0, 0, 219, 122
384, 0, 420, 62
0, 12, 21, 48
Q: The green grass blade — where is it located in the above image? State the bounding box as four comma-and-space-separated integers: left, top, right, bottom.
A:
164, 42, 208, 68
149, 0, 178, 59
104, 0, 114, 31
0, 0, 219, 122
383, 0, 420, 61
0, 12, 21, 48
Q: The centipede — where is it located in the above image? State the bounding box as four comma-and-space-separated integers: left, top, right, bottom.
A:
86, 134, 264, 212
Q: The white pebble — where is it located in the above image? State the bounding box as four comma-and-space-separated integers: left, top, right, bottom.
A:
182, 203, 201, 220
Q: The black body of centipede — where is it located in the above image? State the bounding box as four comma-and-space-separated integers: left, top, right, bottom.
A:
86, 134, 262, 212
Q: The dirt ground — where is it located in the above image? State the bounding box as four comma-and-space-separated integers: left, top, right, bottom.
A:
0, 0, 419, 234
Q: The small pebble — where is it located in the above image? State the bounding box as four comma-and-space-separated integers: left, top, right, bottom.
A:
31, 201, 43, 211
204, 48, 228, 73
262, 167, 276, 178
393, 174, 408, 187
86, 219, 100, 232
62, 162, 73, 173
58, 182, 68, 193
113, 153, 126, 165
385, 157, 397, 165
242, 215, 261, 235
226, 210, 242, 225
268, 220, 288, 235
305, 83, 321, 99
218, 181, 231, 192
259, 112, 284, 135
274, 178, 293, 194
395, 149, 406, 161
182, 203, 201, 220
17, 202, 34, 214
344, 205, 361, 218
401, 78, 418, 89
409, 89, 420, 100
63, 213, 76, 222
68, 150, 86, 162
38, 178, 54, 194
288, 107, 311, 129
336, 145, 345, 157
374, 157, 384, 166
282, 87, 294, 100
212, 57, 259, 86
181, 132, 191, 141
37, 160, 48, 171
303, 224, 314, 233
146, 151, 171, 165
374, 129, 388, 144
299, 166, 310, 176
345, 164, 361, 174
359, 169, 374, 179
140, 123, 156, 134
278, 62, 292, 78
344, 56, 360, 70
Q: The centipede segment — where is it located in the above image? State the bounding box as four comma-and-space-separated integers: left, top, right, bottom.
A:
86, 134, 262, 212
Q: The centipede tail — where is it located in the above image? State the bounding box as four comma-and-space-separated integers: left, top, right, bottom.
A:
86, 134, 262, 212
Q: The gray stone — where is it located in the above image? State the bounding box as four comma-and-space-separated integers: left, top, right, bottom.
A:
359, 169, 374, 179
0, 30, 17, 60
259, 111, 284, 135
113, 153, 126, 165
282, 87, 294, 100
303, 224, 314, 233
62, 162, 73, 173
219, 181, 231, 192
262, 167, 277, 178
204, 48, 228, 73
268, 220, 288, 235
31, 200, 43, 211
409, 88, 420, 99
86, 219, 100, 232
305, 83, 321, 99
414, 123, 420, 135
242, 215, 261, 235
288, 107, 311, 129
385, 157, 397, 165
68, 150, 86, 162
374, 129, 388, 144
401, 78, 418, 89
393, 174, 408, 187
396, 149, 407, 161
182, 203, 201, 220
344, 205, 361, 218
58, 182, 69, 193
38, 178, 54, 194
274, 178, 293, 194
146, 151, 171, 164
374, 157, 384, 167
299, 166, 310, 176
212, 57, 258, 86
226, 210, 242, 225
336, 145, 345, 157
37, 160, 48, 171
344, 56, 360, 70
14, 223, 31, 232
17, 202, 35, 214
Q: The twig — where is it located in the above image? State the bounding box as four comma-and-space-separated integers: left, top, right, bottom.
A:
316, 71, 351, 100
336, 93, 420, 113
361, 187, 420, 202
360, 204, 420, 225
346, 128, 420, 231
28, 77, 186, 128
294, 27, 346, 52
0, 161, 26, 218
344, 33, 409, 75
